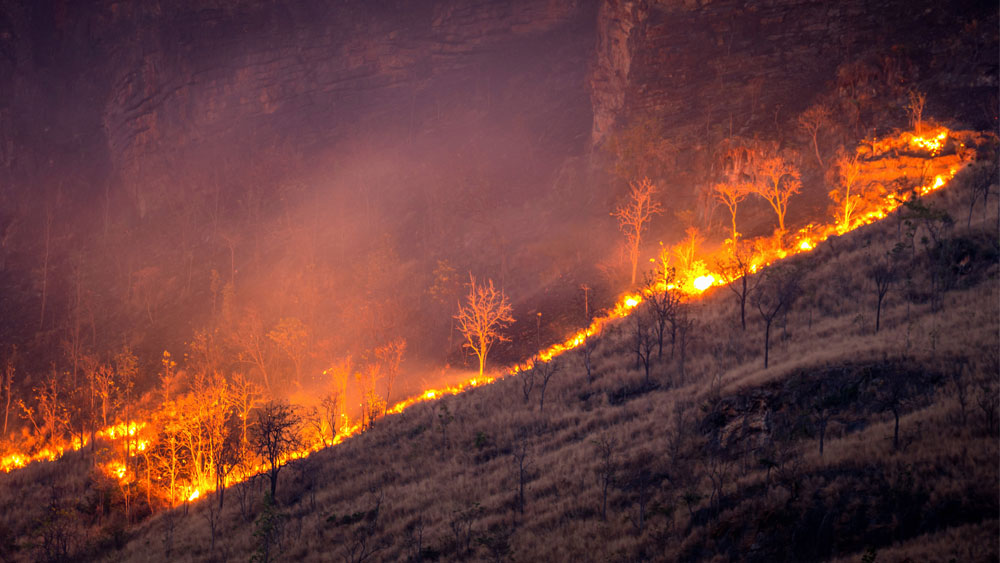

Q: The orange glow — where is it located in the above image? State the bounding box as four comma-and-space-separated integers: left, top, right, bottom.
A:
0, 126, 977, 509
693, 275, 715, 292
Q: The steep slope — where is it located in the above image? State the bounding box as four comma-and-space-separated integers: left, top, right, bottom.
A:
94, 159, 999, 562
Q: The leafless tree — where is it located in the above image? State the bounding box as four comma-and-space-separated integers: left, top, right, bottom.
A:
867, 253, 896, 334
376, 338, 406, 411
751, 151, 802, 233
634, 305, 656, 386
716, 240, 758, 331
592, 435, 616, 521
712, 181, 753, 242
613, 177, 664, 285
643, 270, 681, 360
252, 401, 302, 502
751, 265, 802, 368
797, 103, 833, 168
455, 275, 514, 377
3, 346, 15, 437
536, 359, 559, 413
512, 430, 532, 515
906, 90, 927, 135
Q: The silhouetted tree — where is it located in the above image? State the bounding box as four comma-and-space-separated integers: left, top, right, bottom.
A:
643, 270, 681, 360
751, 265, 801, 368
536, 360, 559, 413
716, 240, 758, 331
592, 436, 616, 521
252, 401, 302, 502
867, 253, 896, 334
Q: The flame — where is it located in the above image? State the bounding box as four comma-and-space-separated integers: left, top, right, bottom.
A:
0, 126, 976, 507
692, 275, 715, 292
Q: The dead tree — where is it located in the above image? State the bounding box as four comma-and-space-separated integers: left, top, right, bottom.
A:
512, 430, 532, 515
716, 240, 758, 331
634, 305, 656, 386
592, 436, 616, 521
643, 271, 681, 360
867, 253, 896, 334
537, 360, 559, 412
252, 401, 302, 502
751, 265, 801, 368
613, 177, 664, 285
455, 275, 514, 377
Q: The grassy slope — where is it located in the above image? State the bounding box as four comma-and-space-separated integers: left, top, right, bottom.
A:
4, 165, 997, 562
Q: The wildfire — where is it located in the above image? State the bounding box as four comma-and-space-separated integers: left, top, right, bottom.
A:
0, 126, 978, 509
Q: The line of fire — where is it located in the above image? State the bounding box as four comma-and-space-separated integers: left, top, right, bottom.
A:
1, 123, 985, 508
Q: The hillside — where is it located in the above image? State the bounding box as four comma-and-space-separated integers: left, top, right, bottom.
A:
29, 158, 988, 562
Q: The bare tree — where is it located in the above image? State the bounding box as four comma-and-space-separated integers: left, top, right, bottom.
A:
233, 309, 273, 392
252, 401, 302, 502
634, 305, 656, 386
712, 181, 752, 242
797, 104, 833, 168
3, 346, 14, 437
752, 152, 802, 233
613, 177, 664, 285
455, 275, 514, 377
582, 325, 602, 385
716, 240, 758, 331
376, 338, 406, 411
536, 360, 559, 413
868, 253, 896, 334
751, 265, 801, 368
592, 435, 616, 521
906, 90, 927, 135
512, 430, 532, 515
267, 317, 309, 389
643, 270, 681, 360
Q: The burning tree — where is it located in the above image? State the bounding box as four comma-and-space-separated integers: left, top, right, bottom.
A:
613, 177, 664, 285
455, 275, 514, 377
376, 338, 406, 410
829, 150, 882, 233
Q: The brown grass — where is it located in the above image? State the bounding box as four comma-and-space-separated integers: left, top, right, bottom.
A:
2, 165, 997, 562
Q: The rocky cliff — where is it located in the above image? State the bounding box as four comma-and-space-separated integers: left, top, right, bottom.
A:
589, 0, 998, 146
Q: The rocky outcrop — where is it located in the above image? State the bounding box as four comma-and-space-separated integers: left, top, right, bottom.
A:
589, 0, 998, 145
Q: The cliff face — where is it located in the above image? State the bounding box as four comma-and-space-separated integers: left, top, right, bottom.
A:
589, 0, 998, 146
97, 0, 597, 215
0, 0, 599, 215
1, 0, 994, 212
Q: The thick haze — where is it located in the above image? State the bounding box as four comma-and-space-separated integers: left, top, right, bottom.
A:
0, 0, 995, 414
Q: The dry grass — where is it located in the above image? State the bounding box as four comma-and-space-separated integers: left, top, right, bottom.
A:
2, 168, 997, 562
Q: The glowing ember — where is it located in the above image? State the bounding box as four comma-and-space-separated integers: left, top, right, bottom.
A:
188, 490, 200, 502
798, 240, 813, 251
